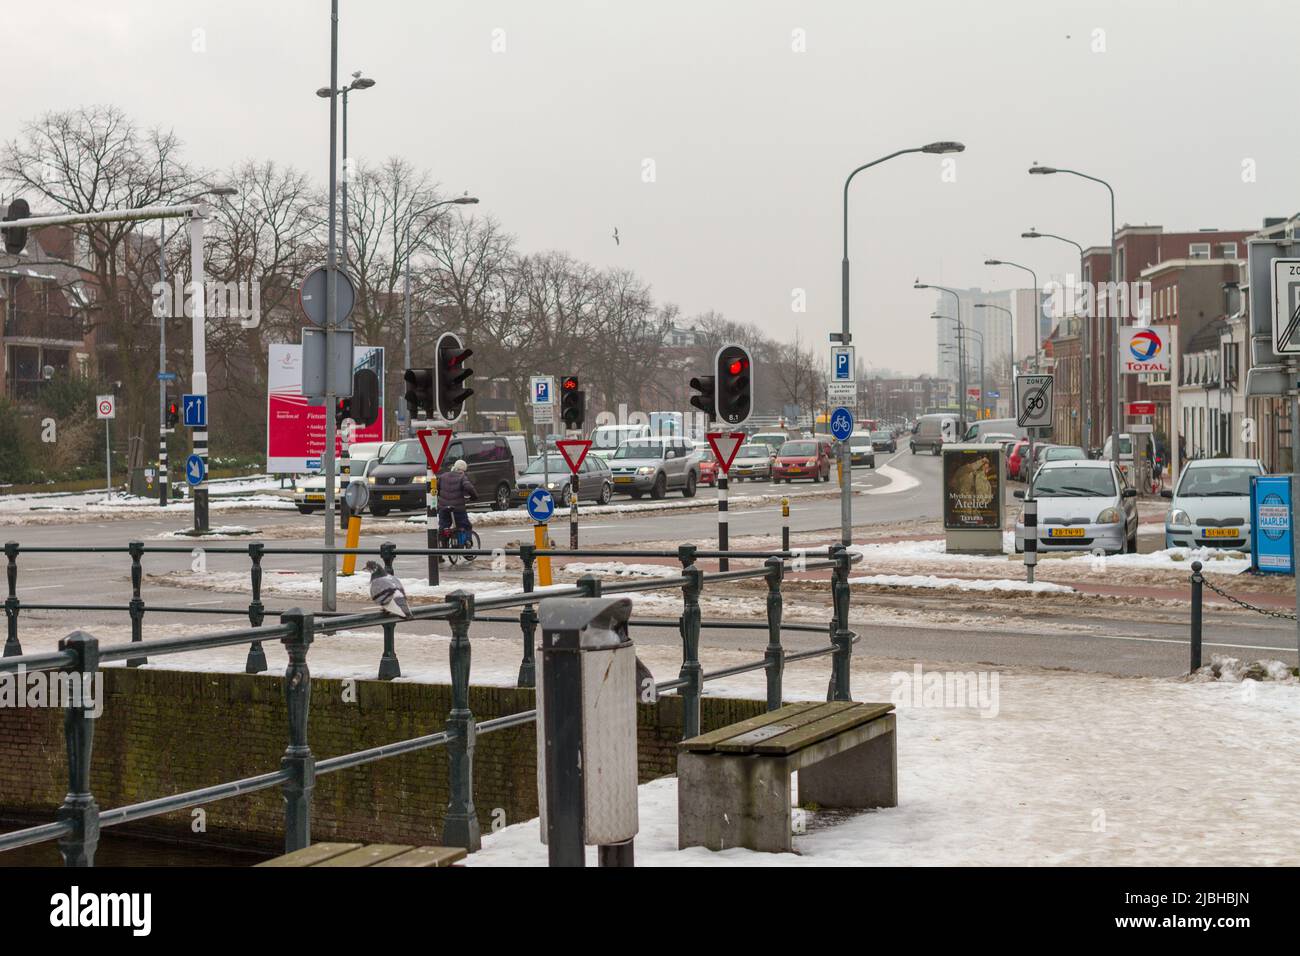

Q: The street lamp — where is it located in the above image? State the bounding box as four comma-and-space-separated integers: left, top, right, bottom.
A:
973, 303, 1014, 418
935, 315, 985, 419
1028, 163, 1119, 464
984, 258, 1040, 374
402, 196, 480, 389
318, 72, 376, 269
914, 281, 967, 426
1023, 228, 1089, 448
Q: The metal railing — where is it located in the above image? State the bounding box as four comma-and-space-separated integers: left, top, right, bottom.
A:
0, 539, 860, 865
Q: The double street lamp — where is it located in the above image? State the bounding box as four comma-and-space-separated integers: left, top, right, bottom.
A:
984, 258, 1039, 374
1023, 228, 1089, 448
914, 281, 966, 425
1029, 164, 1120, 464
318, 71, 376, 268
935, 315, 985, 419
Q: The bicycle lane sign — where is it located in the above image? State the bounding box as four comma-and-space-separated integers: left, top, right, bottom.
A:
1015, 374, 1053, 431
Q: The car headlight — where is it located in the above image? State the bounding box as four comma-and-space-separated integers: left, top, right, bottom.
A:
637, 466, 655, 475
412, 475, 428, 484
1168, 509, 1191, 526
295, 486, 306, 494
367, 476, 376, 485
547, 481, 560, 490
1097, 507, 1122, 524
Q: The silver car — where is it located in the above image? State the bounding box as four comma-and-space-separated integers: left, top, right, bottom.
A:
1162, 458, 1264, 550
608, 437, 699, 499
1014, 459, 1139, 555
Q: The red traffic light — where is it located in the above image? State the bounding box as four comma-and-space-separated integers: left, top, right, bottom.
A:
562, 376, 579, 390
727, 358, 748, 376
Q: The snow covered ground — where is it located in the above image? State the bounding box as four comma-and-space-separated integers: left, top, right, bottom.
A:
0, 474, 293, 523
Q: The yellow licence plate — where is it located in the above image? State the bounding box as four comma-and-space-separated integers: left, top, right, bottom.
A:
382, 494, 401, 501
614, 476, 634, 483
306, 494, 325, 502
788, 466, 801, 473
1203, 528, 1239, 538
1049, 528, 1085, 538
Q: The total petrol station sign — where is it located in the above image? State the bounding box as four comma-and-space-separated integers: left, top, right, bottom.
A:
1121, 325, 1171, 375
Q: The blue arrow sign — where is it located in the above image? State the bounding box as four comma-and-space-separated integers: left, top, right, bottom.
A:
182, 393, 207, 428
525, 487, 555, 523
830, 406, 854, 441
185, 453, 206, 486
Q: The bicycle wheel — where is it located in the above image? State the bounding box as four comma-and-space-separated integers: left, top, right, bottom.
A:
460, 531, 482, 562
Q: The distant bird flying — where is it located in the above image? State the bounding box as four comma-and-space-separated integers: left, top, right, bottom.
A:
612, 227, 620, 246
364, 560, 411, 618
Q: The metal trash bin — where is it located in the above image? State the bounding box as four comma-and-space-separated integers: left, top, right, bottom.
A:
536, 596, 639, 867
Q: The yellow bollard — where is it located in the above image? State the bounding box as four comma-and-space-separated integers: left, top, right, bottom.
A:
341, 514, 362, 576
534, 522, 552, 586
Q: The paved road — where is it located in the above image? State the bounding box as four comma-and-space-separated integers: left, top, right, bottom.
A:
5, 452, 1295, 677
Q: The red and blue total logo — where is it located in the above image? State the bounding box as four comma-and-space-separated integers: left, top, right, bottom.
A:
1128, 329, 1163, 361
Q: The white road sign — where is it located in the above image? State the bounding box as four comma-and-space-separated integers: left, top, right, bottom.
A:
1271, 258, 1300, 355
533, 402, 555, 425
96, 394, 116, 420
826, 380, 856, 404
1015, 374, 1053, 429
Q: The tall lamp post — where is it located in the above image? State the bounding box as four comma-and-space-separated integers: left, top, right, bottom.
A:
317, 71, 376, 269
402, 197, 480, 378
1029, 164, 1119, 463
936, 316, 984, 418
984, 258, 1040, 372
158, 186, 237, 509
914, 282, 966, 425
973, 302, 1014, 417
837, 140, 964, 547
1023, 228, 1089, 448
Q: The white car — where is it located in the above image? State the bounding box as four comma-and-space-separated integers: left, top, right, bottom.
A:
1162, 458, 1265, 550
1014, 459, 1139, 555
728, 443, 773, 481
294, 441, 393, 513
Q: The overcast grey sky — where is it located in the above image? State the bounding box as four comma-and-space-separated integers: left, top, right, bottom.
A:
6, 0, 1296, 374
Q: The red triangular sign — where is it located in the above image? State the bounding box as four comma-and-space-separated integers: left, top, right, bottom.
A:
707, 432, 745, 474
416, 428, 455, 472
556, 439, 591, 474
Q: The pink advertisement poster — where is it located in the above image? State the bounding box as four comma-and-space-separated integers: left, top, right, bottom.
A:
266, 343, 385, 473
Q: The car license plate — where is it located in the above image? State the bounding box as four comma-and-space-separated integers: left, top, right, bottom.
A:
789, 466, 801, 473
614, 476, 633, 484
1204, 528, 1239, 538
382, 494, 401, 501
306, 494, 324, 502
1049, 528, 1084, 538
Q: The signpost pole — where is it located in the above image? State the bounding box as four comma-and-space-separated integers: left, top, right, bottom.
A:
717, 472, 729, 572
105, 418, 112, 503
321, 0, 340, 612
1293, 385, 1299, 661
1024, 431, 1036, 584
427, 466, 439, 587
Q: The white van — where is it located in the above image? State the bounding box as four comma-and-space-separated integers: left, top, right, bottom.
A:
591, 423, 651, 451
963, 418, 1027, 443
910, 414, 959, 455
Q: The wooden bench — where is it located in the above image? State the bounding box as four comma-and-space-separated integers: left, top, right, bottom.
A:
255, 842, 467, 868
677, 701, 896, 853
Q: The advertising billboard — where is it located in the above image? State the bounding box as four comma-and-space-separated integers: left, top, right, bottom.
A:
1121, 325, 1171, 375
266, 343, 384, 473
1250, 475, 1293, 575
942, 446, 1002, 531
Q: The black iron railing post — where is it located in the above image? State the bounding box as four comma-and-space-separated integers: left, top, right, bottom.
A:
245, 543, 268, 674
378, 542, 401, 680
828, 544, 853, 702
443, 590, 481, 852
126, 541, 147, 668
517, 543, 537, 688
4, 541, 20, 657
764, 555, 784, 711
278, 607, 315, 854
1190, 560, 1204, 672
55, 630, 100, 867
677, 544, 702, 739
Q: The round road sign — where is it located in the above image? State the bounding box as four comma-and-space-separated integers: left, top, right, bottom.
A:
299, 266, 356, 328
830, 406, 854, 441
525, 487, 555, 523
343, 479, 370, 513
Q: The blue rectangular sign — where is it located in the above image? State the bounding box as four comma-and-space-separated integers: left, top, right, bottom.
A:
1250, 475, 1293, 575
182, 393, 207, 428
156, 371, 177, 382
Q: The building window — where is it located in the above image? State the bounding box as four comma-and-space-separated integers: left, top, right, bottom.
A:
1219, 243, 1238, 259
1223, 342, 1239, 384
1189, 242, 1211, 259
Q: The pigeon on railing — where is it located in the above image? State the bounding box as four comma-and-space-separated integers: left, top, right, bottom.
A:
364, 561, 411, 618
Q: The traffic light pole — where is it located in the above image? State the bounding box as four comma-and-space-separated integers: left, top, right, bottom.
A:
321, 0, 340, 612
717, 472, 729, 571
188, 211, 210, 534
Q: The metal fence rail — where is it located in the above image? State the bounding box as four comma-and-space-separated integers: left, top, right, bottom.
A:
0, 540, 860, 865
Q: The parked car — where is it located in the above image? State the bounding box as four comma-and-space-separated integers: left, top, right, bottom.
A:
515, 453, 613, 506
608, 437, 699, 499
698, 449, 718, 486
293, 440, 394, 514
773, 438, 833, 483
367, 433, 518, 516
1100, 432, 1137, 484
1007, 438, 1031, 480
869, 429, 897, 453
750, 430, 793, 455
1162, 458, 1265, 550
1014, 460, 1138, 555
962, 417, 1027, 443
847, 432, 877, 468
1041, 445, 1088, 465
729, 443, 774, 481
910, 413, 959, 455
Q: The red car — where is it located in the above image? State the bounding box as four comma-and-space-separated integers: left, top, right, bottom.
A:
1007, 438, 1030, 481
699, 452, 718, 486
772, 438, 833, 483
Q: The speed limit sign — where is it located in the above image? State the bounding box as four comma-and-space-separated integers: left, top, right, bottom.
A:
96, 395, 116, 420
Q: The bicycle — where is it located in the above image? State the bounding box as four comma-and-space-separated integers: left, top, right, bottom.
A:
438, 524, 482, 564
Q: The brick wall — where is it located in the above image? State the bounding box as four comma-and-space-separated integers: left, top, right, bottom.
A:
0, 668, 765, 852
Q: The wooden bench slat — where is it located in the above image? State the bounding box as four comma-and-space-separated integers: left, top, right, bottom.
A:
751, 703, 894, 755
314, 844, 416, 867
712, 702, 856, 753
372, 845, 468, 868
254, 842, 362, 867
679, 701, 823, 752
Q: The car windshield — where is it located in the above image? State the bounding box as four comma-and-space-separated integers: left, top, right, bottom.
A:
1177, 465, 1261, 497
780, 441, 816, 456
738, 445, 767, 457
849, 435, 872, 448
382, 440, 426, 466
613, 441, 665, 460
592, 428, 641, 448
1034, 467, 1117, 498
523, 455, 568, 475
1046, 447, 1086, 461
870, 431, 890, 440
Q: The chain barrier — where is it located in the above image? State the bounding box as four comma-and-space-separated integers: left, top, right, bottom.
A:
1199, 574, 1297, 621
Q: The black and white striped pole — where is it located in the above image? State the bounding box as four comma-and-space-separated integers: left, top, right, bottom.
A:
717, 471, 729, 572
157, 430, 169, 507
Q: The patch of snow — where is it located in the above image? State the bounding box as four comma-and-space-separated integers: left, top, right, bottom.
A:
849, 573, 1073, 594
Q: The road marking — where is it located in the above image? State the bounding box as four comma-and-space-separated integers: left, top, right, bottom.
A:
20, 584, 64, 591
185, 599, 229, 606
1055, 631, 1293, 654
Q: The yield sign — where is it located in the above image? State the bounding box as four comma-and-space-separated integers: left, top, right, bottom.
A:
416, 428, 455, 472
706, 431, 745, 474
556, 438, 592, 474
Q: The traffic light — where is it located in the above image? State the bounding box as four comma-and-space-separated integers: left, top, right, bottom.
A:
335, 396, 353, 427
165, 396, 179, 429
3, 199, 30, 256
435, 331, 473, 422
715, 343, 753, 425
403, 367, 434, 418
689, 374, 716, 421
350, 368, 380, 427
560, 375, 585, 431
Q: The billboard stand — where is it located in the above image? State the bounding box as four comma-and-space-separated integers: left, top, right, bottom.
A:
942, 442, 1005, 555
